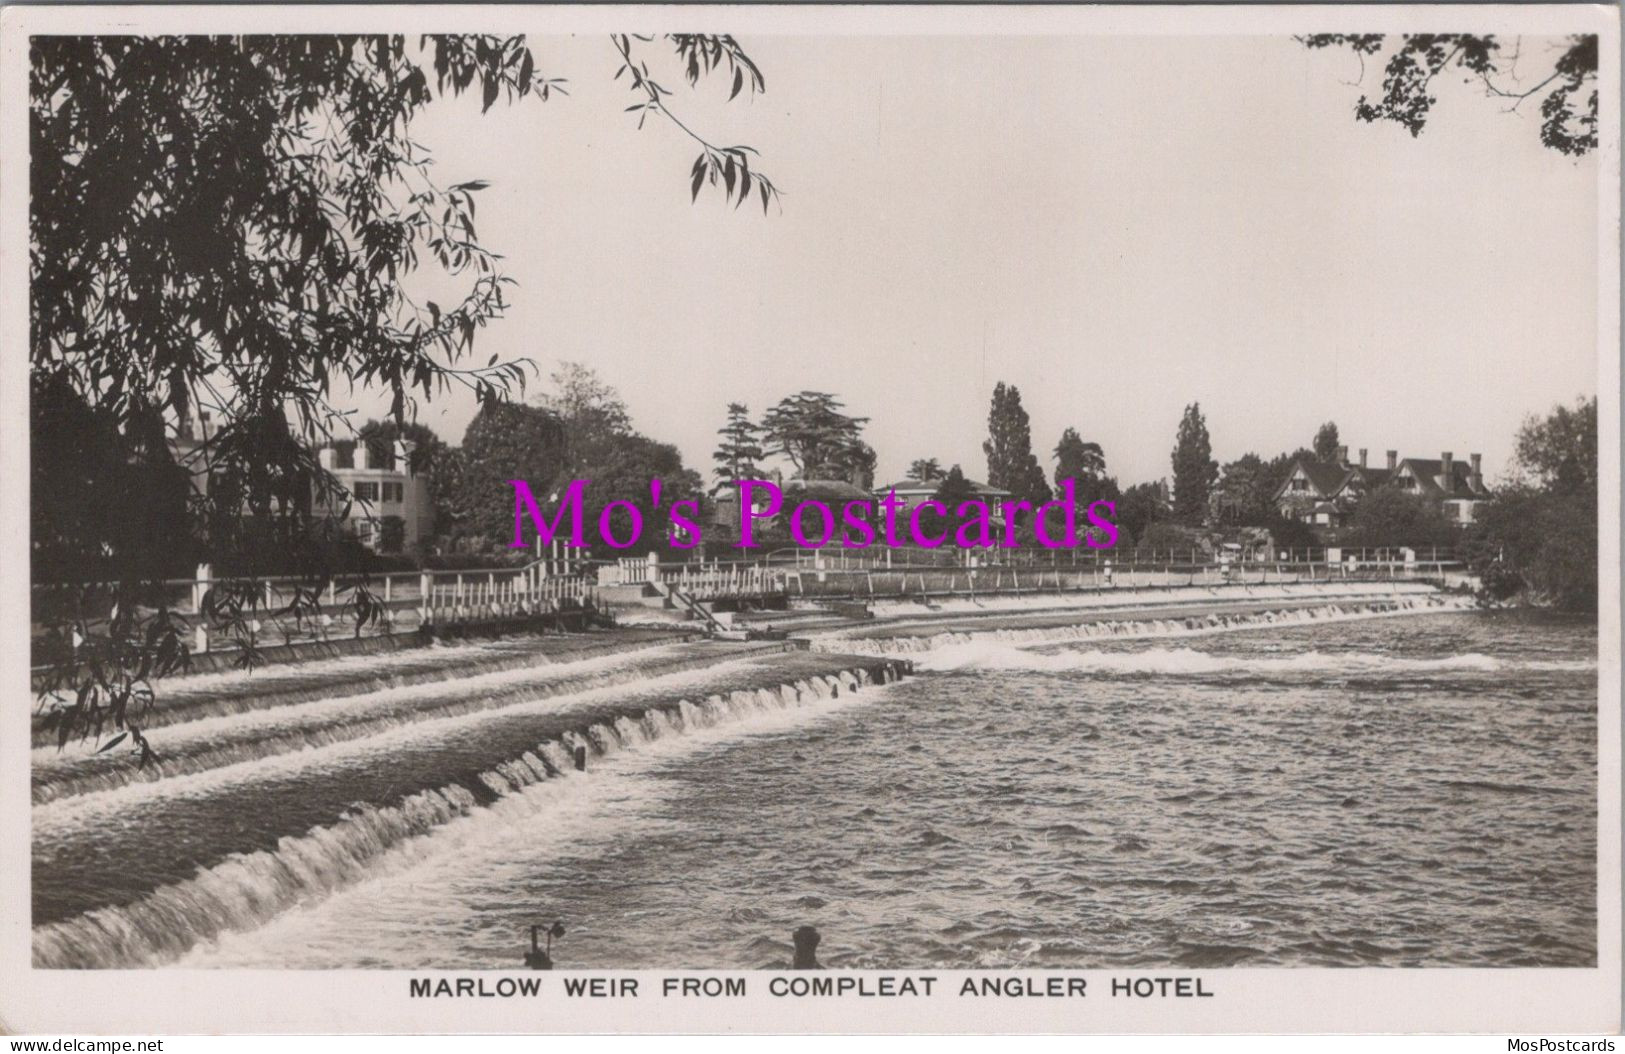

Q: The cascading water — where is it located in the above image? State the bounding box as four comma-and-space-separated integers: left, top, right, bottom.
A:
36, 582, 1574, 974
32, 642, 799, 805
815, 593, 1474, 655
32, 661, 901, 970
33, 589, 1595, 972
163, 607, 1596, 972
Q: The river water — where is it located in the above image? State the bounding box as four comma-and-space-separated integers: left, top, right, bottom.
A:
180, 609, 1597, 970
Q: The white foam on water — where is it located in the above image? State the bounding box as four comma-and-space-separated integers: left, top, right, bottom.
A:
31, 642, 716, 803
32, 656, 775, 833
40, 637, 520, 706
853, 580, 1438, 621
32, 666, 894, 968
914, 643, 1563, 676
179, 681, 892, 969
823, 595, 1477, 656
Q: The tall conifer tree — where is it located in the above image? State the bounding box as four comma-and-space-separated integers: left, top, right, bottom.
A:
712, 403, 766, 494
983, 383, 1052, 512
1170, 403, 1219, 526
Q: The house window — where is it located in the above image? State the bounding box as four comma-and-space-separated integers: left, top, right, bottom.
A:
383, 482, 404, 503
354, 481, 380, 502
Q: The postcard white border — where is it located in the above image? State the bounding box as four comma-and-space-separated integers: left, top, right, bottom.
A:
0, 3, 1617, 1035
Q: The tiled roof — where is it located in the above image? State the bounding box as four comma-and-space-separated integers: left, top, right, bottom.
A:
1346, 466, 1393, 488
1277, 455, 1486, 502
1395, 460, 1487, 500
1274, 458, 1350, 499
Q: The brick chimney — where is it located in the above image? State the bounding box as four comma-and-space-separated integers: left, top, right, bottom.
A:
1386, 450, 1397, 471
1470, 452, 1483, 492
1358, 448, 1368, 468
1440, 451, 1454, 490
318, 447, 336, 470
1336, 444, 1349, 465
396, 439, 416, 476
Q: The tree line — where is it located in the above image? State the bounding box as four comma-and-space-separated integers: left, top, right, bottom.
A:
29, 32, 778, 753
702, 387, 1598, 613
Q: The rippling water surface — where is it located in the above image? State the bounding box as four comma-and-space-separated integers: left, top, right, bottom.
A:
186, 610, 1597, 970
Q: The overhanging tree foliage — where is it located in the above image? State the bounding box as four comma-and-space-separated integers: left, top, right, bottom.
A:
31, 32, 778, 757
1302, 33, 1598, 156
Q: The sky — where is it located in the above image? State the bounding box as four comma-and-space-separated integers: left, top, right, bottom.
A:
344, 32, 1601, 489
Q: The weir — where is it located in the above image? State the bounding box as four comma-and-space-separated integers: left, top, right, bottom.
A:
31, 653, 910, 969
29, 581, 1476, 972
31, 639, 805, 804
31, 628, 702, 745
814, 591, 1474, 654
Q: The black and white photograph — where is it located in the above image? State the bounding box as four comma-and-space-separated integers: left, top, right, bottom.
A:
0, 1, 1619, 1037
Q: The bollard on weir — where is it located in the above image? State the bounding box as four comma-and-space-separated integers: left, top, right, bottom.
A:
573, 745, 588, 771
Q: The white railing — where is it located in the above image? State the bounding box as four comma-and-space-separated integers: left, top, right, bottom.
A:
594, 556, 655, 587
660, 564, 784, 600
33, 559, 598, 654
593, 556, 786, 599
418, 564, 596, 626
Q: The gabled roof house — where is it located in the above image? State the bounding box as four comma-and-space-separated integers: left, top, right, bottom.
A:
1274, 446, 1490, 529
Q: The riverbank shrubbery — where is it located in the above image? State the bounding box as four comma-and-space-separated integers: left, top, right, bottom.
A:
1470, 482, 1596, 612
1342, 489, 1458, 549
1468, 398, 1597, 614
